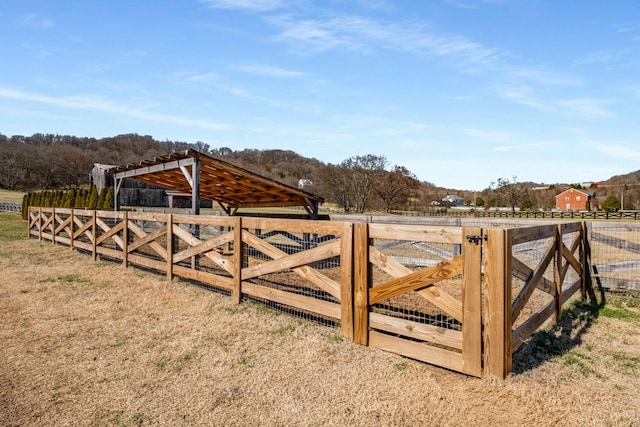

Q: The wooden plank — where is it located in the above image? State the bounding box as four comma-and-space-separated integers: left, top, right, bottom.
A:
173, 230, 234, 263
242, 217, 343, 235
512, 274, 582, 354
173, 265, 235, 290
369, 246, 415, 278
353, 222, 369, 345
242, 230, 341, 300
53, 235, 71, 246
242, 282, 341, 320
511, 257, 556, 296
127, 224, 168, 253
511, 299, 555, 353
127, 253, 166, 272
416, 286, 464, 323
369, 331, 466, 375
96, 246, 123, 260
92, 211, 97, 261
560, 222, 582, 234
127, 211, 172, 222
54, 214, 72, 237
96, 220, 125, 247
461, 226, 482, 377
127, 220, 168, 261
368, 223, 462, 243
511, 240, 556, 321
73, 241, 92, 252
96, 217, 125, 249
340, 222, 354, 340
172, 214, 236, 227
510, 224, 557, 245
242, 240, 341, 280
173, 225, 234, 274
483, 228, 512, 379
232, 217, 242, 304
370, 312, 462, 350
73, 216, 94, 242
369, 254, 463, 305
96, 210, 125, 220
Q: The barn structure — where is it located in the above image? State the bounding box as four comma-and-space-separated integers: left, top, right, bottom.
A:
108, 150, 325, 218
555, 188, 595, 211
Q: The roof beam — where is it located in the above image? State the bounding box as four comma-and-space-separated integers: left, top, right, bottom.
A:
113, 157, 197, 180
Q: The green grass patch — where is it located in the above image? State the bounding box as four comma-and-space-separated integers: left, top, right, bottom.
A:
268, 324, 296, 336
600, 306, 640, 323
0, 213, 28, 242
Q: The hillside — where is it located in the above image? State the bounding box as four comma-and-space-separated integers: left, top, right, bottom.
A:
1, 132, 638, 211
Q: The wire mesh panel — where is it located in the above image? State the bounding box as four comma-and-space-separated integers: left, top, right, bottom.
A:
509, 223, 586, 353
239, 218, 348, 329
363, 223, 482, 376
590, 222, 640, 292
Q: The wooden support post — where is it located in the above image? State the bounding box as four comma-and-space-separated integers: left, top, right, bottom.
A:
69, 209, 75, 251
38, 207, 42, 241
483, 228, 512, 379
166, 214, 173, 281
580, 222, 587, 301
92, 210, 97, 261
122, 211, 128, 267
555, 225, 563, 321
340, 222, 354, 341
462, 227, 483, 377
232, 216, 243, 304
353, 222, 369, 346
51, 208, 56, 245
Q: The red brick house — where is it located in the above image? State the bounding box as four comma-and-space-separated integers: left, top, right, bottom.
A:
555, 188, 595, 211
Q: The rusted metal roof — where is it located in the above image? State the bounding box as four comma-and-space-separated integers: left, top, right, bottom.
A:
110, 150, 324, 211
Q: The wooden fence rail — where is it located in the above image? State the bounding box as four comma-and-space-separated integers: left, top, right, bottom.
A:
27, 207, 592, 378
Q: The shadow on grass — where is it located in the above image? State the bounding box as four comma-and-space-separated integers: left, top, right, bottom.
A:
511, 298, 604, 375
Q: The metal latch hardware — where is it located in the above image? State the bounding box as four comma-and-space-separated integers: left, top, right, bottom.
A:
466, 234, 487, 245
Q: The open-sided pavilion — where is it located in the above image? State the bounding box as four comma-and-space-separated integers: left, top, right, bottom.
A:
109, 149, 325, 218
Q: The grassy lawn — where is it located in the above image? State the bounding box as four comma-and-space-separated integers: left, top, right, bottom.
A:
0, 189, 25, 203
1, 212, 639, 426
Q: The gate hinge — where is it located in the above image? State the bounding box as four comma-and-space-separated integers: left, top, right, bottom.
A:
466, 234, 487, 245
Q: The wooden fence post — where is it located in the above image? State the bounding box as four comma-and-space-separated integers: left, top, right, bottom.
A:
232, 216, 243, 304
555, 225, 563, 321
51, 208, 56, 245
122, 211, 128, 267
69, 209, 75, 251
166, 214, 173, 281
340, 222, 354, 341
353, 222, 369, 346
92, 210, 97, 261
483, 228, 512, 378
38, 207, 43, 241
462, 227, 483, 377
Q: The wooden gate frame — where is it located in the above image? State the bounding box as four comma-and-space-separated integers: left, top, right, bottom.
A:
353, 223, 483, 377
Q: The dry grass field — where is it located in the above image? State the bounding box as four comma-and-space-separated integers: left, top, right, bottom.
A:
1, 212, 640, 426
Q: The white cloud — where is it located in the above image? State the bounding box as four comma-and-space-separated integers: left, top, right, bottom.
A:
200, 0, 287, 12
231, 63, 310, 78
20, 13, 55, 30
588, 142, 640, 161
493, 142, 550, 151
0, 88, 230, 131
556, 98, 614, 118
269, 14, 504, 68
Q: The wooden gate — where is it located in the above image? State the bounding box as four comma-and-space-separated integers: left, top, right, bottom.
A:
353, 223, 483, 377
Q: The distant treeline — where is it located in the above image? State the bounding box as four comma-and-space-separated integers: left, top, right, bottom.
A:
21, 186, 113, 219
5, 131, 633, 212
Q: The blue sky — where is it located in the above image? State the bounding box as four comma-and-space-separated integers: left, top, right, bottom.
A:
1, 1, 639, 190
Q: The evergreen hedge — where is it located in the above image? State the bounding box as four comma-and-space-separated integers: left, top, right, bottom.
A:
22, 186, 114, 219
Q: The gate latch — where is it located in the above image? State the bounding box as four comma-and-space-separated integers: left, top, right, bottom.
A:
466, 234, 487, 245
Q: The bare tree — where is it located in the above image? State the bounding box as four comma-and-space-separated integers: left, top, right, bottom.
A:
491, 176, 528, 212
374, 166, 420, 212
